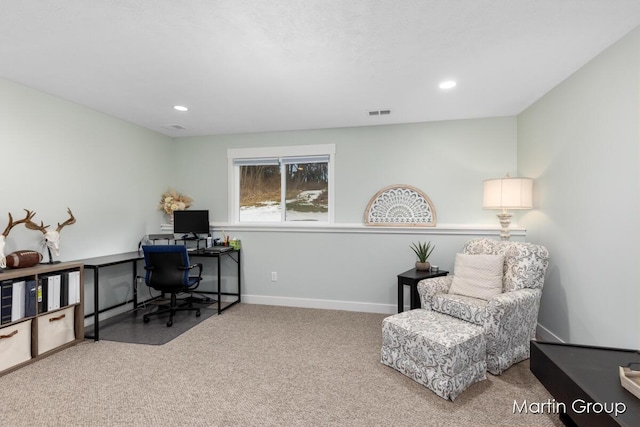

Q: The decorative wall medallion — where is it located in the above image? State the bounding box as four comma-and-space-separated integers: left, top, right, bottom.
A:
364, 185, 436, 226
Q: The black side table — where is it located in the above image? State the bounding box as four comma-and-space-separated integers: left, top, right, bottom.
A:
397, 268, 449, 313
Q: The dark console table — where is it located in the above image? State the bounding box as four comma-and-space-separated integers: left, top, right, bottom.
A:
530, 340, 640, 427
397, 267, 448, 313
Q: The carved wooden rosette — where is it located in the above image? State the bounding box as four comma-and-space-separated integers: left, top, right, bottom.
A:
364, 185, 436, 226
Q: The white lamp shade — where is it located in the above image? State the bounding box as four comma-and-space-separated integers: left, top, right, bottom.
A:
483, 177, 533, 209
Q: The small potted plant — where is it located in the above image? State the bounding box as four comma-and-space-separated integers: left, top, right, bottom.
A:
411, 241, 435, 271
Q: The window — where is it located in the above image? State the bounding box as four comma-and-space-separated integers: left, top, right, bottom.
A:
228, 145, 335, 224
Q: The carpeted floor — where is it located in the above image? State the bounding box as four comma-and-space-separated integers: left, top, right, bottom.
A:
0, 304, 563, 427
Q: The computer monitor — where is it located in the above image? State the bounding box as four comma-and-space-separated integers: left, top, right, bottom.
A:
173, 210, 210, 237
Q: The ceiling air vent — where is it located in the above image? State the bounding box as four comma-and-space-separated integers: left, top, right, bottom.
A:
368, 109, 391, 116
162, 124, 186, 130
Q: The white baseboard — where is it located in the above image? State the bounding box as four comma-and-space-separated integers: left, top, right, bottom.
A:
536, 323, 564, 343
241, 294, 397, 314
87, 295, 560, 338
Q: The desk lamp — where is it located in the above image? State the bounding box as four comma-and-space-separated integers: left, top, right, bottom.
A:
483, 174, 533, 240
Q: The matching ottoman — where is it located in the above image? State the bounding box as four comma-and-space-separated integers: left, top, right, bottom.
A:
381, 309, 487, 401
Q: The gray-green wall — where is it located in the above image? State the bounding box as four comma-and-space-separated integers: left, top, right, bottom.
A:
171, 118, 519, 313
1, 78, 173, 259
1, 78, 174, 319
173, 118, 517, 225
518, 27, 640, 349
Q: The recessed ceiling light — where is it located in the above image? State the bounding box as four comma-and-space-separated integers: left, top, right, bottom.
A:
439, 81, 457, 89
173, 105, 189, 112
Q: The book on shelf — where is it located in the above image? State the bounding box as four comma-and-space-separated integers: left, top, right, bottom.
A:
46, 274, 61, 312
67, 270, 81, 305
1, 280, 13, 324
37, 280, 45, 314
11, 280, 26, 321
60, 272, 69, 307
25, 280, 37, 317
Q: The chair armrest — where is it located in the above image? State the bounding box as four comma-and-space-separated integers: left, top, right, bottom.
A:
484, 288, 542, 353
417, 276, 453, 310
190, 263, 203, 280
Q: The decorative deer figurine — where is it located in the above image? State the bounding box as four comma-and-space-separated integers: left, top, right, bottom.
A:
0, 209, 36, 268
25, 208, 76, 263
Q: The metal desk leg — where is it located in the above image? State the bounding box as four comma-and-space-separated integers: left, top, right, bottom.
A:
133, 260, 138, 310
93, 267, 100, 341
217, 254, 222, 314
237, 249, 241, 303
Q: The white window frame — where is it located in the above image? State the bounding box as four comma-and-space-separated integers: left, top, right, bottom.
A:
227, 144, 335, 225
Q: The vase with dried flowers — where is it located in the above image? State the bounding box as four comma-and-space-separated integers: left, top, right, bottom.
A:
159, 189, 193, 222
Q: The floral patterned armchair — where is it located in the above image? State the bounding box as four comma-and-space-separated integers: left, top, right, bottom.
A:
417, 238, 549, 374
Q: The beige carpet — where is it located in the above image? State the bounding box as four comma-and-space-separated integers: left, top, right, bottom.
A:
0, 304, 562, 427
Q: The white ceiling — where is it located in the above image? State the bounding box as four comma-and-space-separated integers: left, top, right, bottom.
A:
2, 1, 639, 137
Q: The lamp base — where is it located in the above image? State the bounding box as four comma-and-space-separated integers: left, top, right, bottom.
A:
496, 212, 513, 241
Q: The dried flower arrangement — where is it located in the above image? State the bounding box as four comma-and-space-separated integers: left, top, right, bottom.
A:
159, 189, 193, 216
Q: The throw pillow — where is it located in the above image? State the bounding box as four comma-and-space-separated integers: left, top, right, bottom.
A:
448, 253, 505, 300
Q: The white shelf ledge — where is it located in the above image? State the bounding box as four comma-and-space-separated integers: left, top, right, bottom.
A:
161, 222, 525, 237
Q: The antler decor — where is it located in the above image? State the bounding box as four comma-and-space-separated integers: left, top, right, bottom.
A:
0, 209, 36, 269
25, 208, 76, 264
55, 207, 76, 233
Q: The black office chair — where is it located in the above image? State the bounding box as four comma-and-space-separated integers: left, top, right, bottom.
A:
141, 245, 203, 327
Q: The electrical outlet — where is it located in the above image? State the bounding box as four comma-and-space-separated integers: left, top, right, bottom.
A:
271, 272, 278, 282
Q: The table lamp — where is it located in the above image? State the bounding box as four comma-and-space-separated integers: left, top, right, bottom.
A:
483, 174, 533, 240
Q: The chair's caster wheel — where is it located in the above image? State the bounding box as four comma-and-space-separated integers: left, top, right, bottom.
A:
167, 319, 173, 327
196, 309, 201, 317
143, 316, 150, 323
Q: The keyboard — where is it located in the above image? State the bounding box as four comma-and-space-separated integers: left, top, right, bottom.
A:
204, 246, 233, 253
